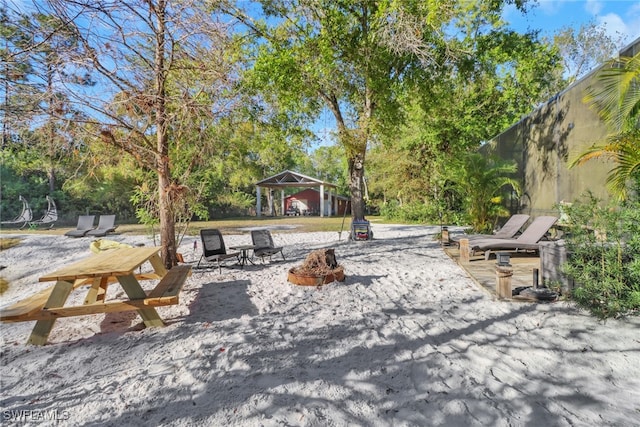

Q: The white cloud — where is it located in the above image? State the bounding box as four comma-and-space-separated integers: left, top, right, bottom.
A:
590, 1, 640, 45
585, 0, 604, 16
623, 2, 640, 42
597, 12, 639, 46
536, 0, 565, 15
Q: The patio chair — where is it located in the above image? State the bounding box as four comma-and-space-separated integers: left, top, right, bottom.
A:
197, 228, 241, 273
86, 215, 117, 237
64, 215, 96, 237
1, 195, 32, 229
251, 229, 285, 263
450, 214, 530, 243
28, 195, 58, 229
469, 216, 558, 260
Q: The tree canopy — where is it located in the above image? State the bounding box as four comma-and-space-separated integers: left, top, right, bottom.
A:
1, 0, 576, 255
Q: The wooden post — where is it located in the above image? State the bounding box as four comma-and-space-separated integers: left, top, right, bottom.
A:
496, 266, 513, 299
441, 227, 449, 246
459, 238, 470, 264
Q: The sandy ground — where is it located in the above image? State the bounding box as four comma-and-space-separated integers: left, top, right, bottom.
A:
0, 224, 639, 426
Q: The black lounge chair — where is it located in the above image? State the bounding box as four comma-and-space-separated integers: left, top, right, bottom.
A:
64, 215, 96, 237
251, 229, 285, 263
197, 229, 241, 273
86, 215, 117, 237
469, 216, 558, 260
450, 214, 530, 243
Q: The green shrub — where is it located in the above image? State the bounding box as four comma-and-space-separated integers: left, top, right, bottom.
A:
379, 199, 461, 224
561, 194, 640, 319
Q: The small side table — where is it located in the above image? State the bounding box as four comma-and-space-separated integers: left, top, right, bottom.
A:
229, 245, 258, 268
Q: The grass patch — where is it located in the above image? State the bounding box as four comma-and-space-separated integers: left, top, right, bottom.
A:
0, 237, 22, 250
0, 238, 16, 295
0, 216, 397, 237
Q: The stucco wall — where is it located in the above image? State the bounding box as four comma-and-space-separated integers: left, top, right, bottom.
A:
482, 69, 613, 216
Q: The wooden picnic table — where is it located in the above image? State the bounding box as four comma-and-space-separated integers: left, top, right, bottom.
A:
0, 247, 191, 345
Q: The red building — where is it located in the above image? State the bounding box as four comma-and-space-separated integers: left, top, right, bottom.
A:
255, 170, 347, 217
284, 189, 349, 216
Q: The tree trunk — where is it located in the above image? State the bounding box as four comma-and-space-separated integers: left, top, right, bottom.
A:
323, 91, 369, 221
47, 66, 56, 194
348, 150, 366, 220
158, 156, 177, 268
155, 0, 177, 269
48, 167, 55, 194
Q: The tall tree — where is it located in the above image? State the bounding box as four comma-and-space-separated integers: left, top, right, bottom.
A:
1, 6, 90, 199
29, 12, 90, 193
43, 0, 241, 267
0, 5, 32, 148
367, 5, 561, 223
241, 1, 427, 220
241, 0, 538, 221
553, 21, 625, 85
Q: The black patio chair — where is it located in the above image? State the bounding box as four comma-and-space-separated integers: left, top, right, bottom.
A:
197, 229, 241, 273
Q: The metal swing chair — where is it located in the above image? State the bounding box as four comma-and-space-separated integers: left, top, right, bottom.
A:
1, 195, 33, 229
29, 195, 58, 229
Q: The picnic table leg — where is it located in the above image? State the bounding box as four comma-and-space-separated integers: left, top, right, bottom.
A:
28, 280, 74, 346
147, 254, 168, 277
84, 276, 109, 304
117, 274, 164, 327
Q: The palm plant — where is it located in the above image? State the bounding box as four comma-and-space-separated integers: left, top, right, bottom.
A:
451, 152, 521, 233
573, 52, 640, 200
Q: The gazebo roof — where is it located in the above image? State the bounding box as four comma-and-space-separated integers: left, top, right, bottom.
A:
255, 170, 337, 189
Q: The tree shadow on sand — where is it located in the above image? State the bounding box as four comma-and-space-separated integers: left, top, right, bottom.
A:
7, 295, 627, 427
185, 279, 258, 323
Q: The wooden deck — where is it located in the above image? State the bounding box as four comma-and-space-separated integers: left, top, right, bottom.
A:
443, 245, 541, 298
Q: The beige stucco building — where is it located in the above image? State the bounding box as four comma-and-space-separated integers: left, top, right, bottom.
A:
482, 37, 640, 216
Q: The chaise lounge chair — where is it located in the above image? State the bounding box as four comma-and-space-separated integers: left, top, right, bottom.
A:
450, 214, 530, 243
64, 215, 96, 237
86, 215, 117, 237
469, 216, 558, 260
197, 229, 241, 273
251, 229, 285, 263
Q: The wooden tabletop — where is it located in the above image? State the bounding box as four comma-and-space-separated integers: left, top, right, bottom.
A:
39, 247, 161, 282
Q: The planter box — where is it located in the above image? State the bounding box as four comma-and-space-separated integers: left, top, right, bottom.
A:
539, 240, 574, 294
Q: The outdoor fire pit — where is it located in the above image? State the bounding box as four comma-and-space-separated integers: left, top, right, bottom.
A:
287, 248, 345, 286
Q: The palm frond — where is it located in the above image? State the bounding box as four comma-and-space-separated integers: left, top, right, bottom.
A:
584, 53, 640, 131
569, 142, 622, 167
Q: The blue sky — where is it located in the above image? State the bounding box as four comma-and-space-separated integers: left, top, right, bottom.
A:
504, 0, 640, 46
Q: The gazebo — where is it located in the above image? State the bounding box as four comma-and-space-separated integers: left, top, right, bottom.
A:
255, 170, 338, 217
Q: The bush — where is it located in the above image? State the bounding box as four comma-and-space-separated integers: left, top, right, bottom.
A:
561, 194, 640, 319
379, 200, 460, 224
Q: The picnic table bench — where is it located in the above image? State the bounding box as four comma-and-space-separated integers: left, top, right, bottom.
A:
0, 247, 191, 345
